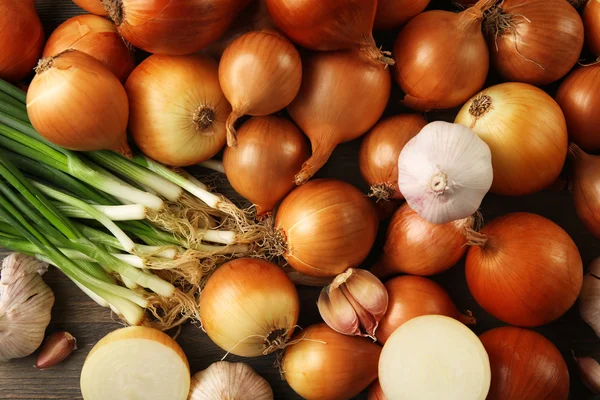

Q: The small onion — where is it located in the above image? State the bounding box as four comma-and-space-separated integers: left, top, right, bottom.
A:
275, 179, 379, 277
584, 0, 600, 56
126, 54, 230, 167
374, 0, 431, 30
73, 0, 108, 15
43, 14, 135, 83
569, 144, 600, 240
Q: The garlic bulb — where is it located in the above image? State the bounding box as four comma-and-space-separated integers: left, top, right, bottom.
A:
398, 121, 493, 224
317, 268, 388, 339
188, 361, 273, 400
580, 258, 600, 337
0, 253, 55, 362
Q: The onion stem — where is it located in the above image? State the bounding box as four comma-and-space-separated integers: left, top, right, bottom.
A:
54, 203, 147, 221
198, 159, 225, 174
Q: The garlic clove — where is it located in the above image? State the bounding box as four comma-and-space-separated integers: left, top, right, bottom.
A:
318, 282, 362, 337
344, 269, 389, 323
188, 361, 273, 400
580, 258, 600, 337
574, 355, 600, 394
36, 331, 77, 369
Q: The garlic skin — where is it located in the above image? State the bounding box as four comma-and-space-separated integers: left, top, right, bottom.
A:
317, 268, 389, 340
36, 331, 77, 369
398, 121, 493, 224
574, 355, 600, 394
188, 361, 273, 400
0, 253, 55, 362
580, 258, 600, 337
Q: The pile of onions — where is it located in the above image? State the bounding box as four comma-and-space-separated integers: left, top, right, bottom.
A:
392, 0, 494, 110
556, 64, 600, 151
265, 0, 393, 65
480, 327, 570, 400
43, 14, 135, 83
288, 50, 391, 184
465, 212, 583, 326
455, 82, 568, 196
103, 0, 250, 54
371, 203, 472, 277
568, 144, 600, 239
218, 30, 302, 147
0, 0, 44, 82
27, 50, 130, 155
125, 54, 230, 167
199, 258, 299, 357
275, 179, 379, 277
73, 0, 107, 15
359, 114, 427, 201
282, 323, 381, 400
584, 0, 600, 56
377, 276, 475, 344
374, 0, 430, 30
222, 116, 309, 217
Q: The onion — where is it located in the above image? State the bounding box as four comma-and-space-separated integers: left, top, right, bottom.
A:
288, 50, 391, 184
265, 0, 394, 65
584, 0, 600, 56
379, 315, 491, 400
568, 144, 600, 239
282, 323, 381, 400
27, 50, 131, 156
103, 0, 250, 55
199, 258, 300, 357
465, 212, 583, 326
0, 0, 44, 82
43, 14, 135, 83
368, 380, 386, 400
371, 203, 472, 277
126, 54, 230, 167
275, 179, 379, 277
377, 276, 476, 345
222, 116, 309, 217
485, 0, 584, 86
556, 64, 600, 151
73, 0, 108, 15
359, 114, 427, 201
392, 0, 493, 111
374, 0, 430, 30
480, 326, 570, 400
80, 326, 190, 400
455, 82, 568, 196
218, 30, 302, 147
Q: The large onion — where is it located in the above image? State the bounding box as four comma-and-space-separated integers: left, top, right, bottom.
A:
374, 0, 430, 30
455, 82, 568, 196
275, 179, 379, 277
73, 0, 107, 15
126, 54, 230, 167
288, 50, 391, 184
584, 0, 600, 56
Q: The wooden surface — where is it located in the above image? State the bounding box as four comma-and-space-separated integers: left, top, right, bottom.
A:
0, 1, 598, 399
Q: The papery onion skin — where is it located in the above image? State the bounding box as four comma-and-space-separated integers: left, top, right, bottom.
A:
73, 0, 108, 15
282, 323, 381, 400
374, 0, 430, 30
0, 0, 44, 82
584, 0, 600, 56
480, 327, 570, 400
275, 179, 379, 277
288, 50, 391, 184
359, 114, 427, 201
455, 82, 568, 196
466, 212, 583, 327
569, 145, 600, 239
222, 116, 309, 217
126, 54, 230, 167
43, 14, 135, 83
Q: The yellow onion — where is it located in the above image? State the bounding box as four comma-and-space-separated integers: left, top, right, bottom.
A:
73, 0, 108, 15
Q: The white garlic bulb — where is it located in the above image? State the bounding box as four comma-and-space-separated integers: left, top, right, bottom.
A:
580, 258, 600, 337
0, 253, 55, 362
188, 361, 273, 400
398, 121, 493, 224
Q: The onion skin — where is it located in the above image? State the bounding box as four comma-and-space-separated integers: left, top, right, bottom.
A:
43, 14, 135, 83
377, 276, 475, 345
568, 144, 600, 239
222, 116, 309, 217
466, 212, 583, 327
359, 114, 427, 201
584, 0, 600, 56
282, 323, 381, 400
126, 54, 230, 167
73, 0, 108, 15
275, 179, 379, 277
480, 327, 570, 400
374, 0, 430, 30
371, 203, 472, 277
368, 380, 387, 400
556, 65, 600, 152
0, 0, 44, 82
288, 50, 391, 184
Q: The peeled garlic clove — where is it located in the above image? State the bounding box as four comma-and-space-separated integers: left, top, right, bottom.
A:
398, 121, 493, 224
36, 331, 77, 369
188, 361, 273, 400
580, 258, 600, 337
574, 355, 600, 394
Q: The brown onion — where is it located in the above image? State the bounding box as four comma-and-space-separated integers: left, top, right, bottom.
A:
0, 0, 44, 82
371, 203, 472, 277
43, 14, 135, 83
374, 0, 430, 30
73, 0, 107, 15
568, 144, 600, 239
584, 0, 600, 56
218, 30, 302, 147
480, 326, 570, 400
368, 380, 387, 400
275, 179, 379, 277
392, 0, 494, 111
484, 0, 584, 86
222, 116, 309, 217
288, 50, 391, 184
465, 212, 583, 326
